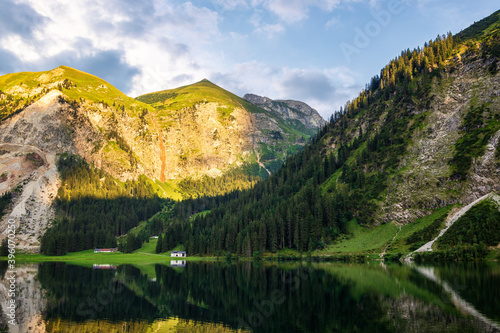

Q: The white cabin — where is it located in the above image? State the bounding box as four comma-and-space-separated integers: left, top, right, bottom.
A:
171, 251, 186, 257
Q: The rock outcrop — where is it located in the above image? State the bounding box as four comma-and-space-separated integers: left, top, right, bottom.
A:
243, 93, 326, 131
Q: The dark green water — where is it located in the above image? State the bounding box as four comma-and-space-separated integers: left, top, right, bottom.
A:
2, 261, 500, 332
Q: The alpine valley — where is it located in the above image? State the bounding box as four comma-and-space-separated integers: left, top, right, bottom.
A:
0, 10, 499, 260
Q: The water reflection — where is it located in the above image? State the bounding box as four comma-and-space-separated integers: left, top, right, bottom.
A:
171, 260, 186, 267
1, 261, 499, 332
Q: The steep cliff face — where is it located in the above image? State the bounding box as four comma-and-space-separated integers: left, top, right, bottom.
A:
243, 93, 326, 132
319, 24, 500, 226
0, 91, 74, 251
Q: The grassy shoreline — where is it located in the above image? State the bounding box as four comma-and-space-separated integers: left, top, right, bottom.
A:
2, 248, 498, 265
3, 249, 215, 265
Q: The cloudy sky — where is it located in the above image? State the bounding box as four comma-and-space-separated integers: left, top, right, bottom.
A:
0, 0, 498, 119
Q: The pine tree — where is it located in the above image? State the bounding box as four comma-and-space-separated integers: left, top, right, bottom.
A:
156, 234, 163, 253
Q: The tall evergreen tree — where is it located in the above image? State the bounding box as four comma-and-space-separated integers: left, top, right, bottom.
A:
156, 234, 163, 254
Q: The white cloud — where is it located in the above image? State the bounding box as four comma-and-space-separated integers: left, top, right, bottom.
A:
317, 0, 344, 11
325, 16, 341, 29
257, 22, 285, 35
250, 14, 284, 36
266, 0, 310, 23
2, 35, 40, 62
368, 0, 383, 9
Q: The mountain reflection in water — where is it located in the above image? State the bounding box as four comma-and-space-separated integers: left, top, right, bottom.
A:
1, 261, 499, 333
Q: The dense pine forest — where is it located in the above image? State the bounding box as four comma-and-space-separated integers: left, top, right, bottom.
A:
437, 200, 500, 248
40, 154, 169, 255
177, 168, 262, 198
0, 192, 11, 219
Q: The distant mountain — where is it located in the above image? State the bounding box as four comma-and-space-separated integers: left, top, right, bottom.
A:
243, 93, 326, 132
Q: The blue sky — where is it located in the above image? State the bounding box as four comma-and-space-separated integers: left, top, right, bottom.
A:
0, 0, 498, 118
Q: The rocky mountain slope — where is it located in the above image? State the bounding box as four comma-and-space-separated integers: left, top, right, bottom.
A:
136, 79, 324, 180
243, 93, 326, 132
376, 50, 500, 224
319, 13, 500, 226
0, 91, 76, 250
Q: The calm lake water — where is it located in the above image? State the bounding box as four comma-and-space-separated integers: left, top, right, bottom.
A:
1, 261, 499, 332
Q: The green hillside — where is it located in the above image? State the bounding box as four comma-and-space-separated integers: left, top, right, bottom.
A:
137, 79, 247, 111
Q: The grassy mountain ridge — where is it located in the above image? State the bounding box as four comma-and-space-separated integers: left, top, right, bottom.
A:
137, 79, 247, 111
0, 65, 124, 122
0, 65, 153, 115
